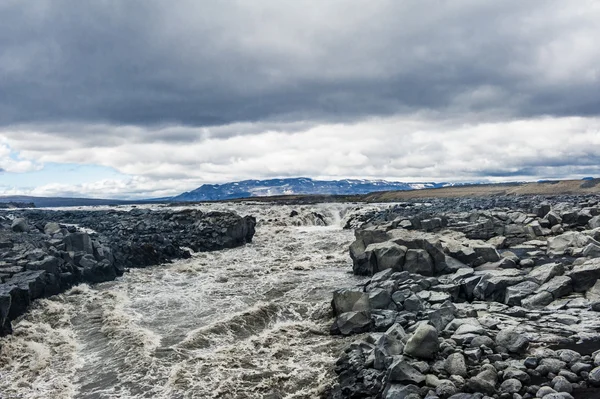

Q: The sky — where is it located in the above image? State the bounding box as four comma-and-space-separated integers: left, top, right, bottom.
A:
1, 0, 600, 199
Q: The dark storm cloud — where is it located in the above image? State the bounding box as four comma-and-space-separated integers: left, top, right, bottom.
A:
1, 0, 599, 129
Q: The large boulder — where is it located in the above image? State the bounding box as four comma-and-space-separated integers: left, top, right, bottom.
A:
332, 289, 370, 315
404, 323, 439, 359
366, 241, 407, 273
567, 258, 600, 292
547, 231, 598, 255
403, 249, 434, 276
332, 311, 372, 335
63, 232, 94, 255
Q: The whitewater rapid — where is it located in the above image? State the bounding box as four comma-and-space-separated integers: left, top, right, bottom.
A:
0, 203, 386, 399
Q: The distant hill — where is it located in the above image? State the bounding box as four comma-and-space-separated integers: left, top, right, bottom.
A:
0, 195, 145, 208
170, 177, 456, 202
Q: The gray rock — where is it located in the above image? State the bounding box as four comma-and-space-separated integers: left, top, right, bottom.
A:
505, 281, 540, 306
495, 329, 529, 353
588, 366, 600, 386
404, 324, 440, 359
11, 218, 29, 232
369, 288, 392, 309
404, 249, 434, 276
388, 357, 426, 384
552, 376, 573, 393
527, 263, 564, 285
332, 289, 370, 314
333, 311, 372, 335
26, 255, 60, 274
384, 384, 421, 399
583, 243, 600, 258
44, 222, 62, 235
536, 276, 573, 299
63, 232, 94, 255
589, 215, 600, 229
567, 258, 600, 292
500, 378, 522, 394
367, 241, 408, 272
445, 352, 468, 377
521, 291, 554, 308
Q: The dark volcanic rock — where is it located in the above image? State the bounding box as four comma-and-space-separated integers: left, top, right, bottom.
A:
0, 208, 256, 336
330, 193, 600, 398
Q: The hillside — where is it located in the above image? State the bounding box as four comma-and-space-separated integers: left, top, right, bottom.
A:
362, 178, 600, 201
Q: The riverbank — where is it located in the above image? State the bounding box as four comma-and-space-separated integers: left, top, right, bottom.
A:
0, 208, 256, 336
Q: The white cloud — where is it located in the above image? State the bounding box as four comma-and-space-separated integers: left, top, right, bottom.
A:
0, 143, 41, 173
1, 114, 599, 199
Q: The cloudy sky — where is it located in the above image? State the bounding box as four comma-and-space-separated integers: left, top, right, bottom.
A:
1, 0, 600, 199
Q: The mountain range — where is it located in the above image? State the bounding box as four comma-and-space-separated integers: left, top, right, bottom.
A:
170, 178, 454, 202
0, 178, 456, 207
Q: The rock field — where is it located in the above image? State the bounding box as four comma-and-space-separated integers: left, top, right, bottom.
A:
329, 195, 600, 399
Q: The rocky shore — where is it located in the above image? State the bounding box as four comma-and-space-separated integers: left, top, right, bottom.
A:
329, 195, 600, 399
0, 208, 256, 336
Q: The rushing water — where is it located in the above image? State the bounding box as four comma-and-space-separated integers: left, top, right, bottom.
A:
0, 203, 386, 399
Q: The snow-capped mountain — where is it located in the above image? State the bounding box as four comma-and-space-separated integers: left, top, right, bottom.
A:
170, 177, 454, 202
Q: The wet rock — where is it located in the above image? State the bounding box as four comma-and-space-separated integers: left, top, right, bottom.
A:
333, 311, 372, 335
332, 289, 370, 314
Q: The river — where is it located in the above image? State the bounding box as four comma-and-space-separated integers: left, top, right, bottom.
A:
0, 203, 387, 399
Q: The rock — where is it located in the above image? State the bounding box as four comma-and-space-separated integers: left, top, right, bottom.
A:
589, 215, 600, 229
548, 232, 597, 255
589, 366, 600, 386
404, 324, 440, 360
384, 384, 421, 399
388, 357, 426, 384
521, 291, 554, 308
10, 218, 29, 232
63, 232, 94, 255
583, 243, 600, 258
366, 241, 408, 272
44, 222, 62, 235
26, 255, 60, 274
527, 263, 564, 285
495, 328, 529, 353
332, 311, 372, 335
369, 288, 392, 309
567, 258, 600, 292
404, 249, 434, 276
547, 211, 563, 226
552, 376, 573, 393
500, 378, 522, 394
445, 352, 468, 377
332, 289, 370, 314
505, 281, 540, 306
536, 276, 573, 299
